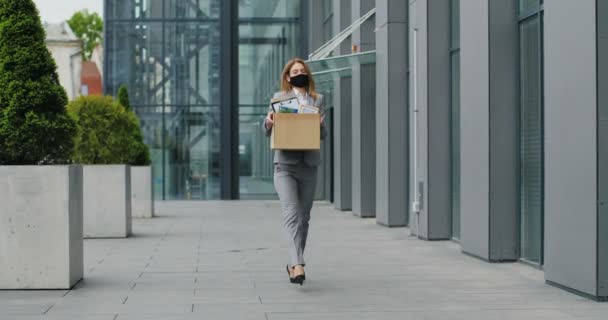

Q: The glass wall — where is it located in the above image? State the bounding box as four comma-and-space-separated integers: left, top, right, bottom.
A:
238, 0, 302, 199
106, 0, 305, 200
518, 0, 544, 264
450, 0, 461, 240
106, 0, 222, 200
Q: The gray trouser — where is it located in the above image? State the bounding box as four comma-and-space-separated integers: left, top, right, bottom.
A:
274, 163, 318, 267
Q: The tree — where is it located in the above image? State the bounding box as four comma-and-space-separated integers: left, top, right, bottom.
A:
115, 85, 150, 164
67, 10, 103, 61
117, 85, 131, 111
68, 95, 150, 166
0, 0, 76, 164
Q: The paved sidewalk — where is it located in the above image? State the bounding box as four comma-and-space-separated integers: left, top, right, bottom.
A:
1, 201, 607, 320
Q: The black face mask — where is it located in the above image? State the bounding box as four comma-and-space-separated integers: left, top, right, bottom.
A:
289, 74, 309, 88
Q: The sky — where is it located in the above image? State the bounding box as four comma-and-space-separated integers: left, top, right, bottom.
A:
33, 0, 103, 23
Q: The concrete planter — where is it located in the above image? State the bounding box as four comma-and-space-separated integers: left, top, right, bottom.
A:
83, 165, 131, 238
131, 166, 154, 218
0, 165, 83, 289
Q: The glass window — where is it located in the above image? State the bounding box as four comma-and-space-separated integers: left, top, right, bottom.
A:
450, 0, 460, 50
165, 0, 220, 19
519, 5, 544, 265
239, 0, 300, 18
106, 0, 135, 20
237, 1, 302, 199
519, 0, 541, 14
105, 0, 222, 200
106, 0, 304, 200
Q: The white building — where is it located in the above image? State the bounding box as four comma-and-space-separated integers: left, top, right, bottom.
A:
43, 22, 82, 100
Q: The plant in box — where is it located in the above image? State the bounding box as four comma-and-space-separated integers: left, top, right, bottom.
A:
67, 95, 150, 237
0, 0, 83, 289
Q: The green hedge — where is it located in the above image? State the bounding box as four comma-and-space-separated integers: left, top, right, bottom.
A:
0, 0, 76, 164
117, 85, 131, 111
68, 95, 150, 165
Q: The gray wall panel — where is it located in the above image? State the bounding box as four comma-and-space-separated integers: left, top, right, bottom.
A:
488, 0, 519, 260
544, 0, 598, 297
598, 120, 608, 297
351, 0, 377, 217
308, 1, 329, 201
597, 0, 608, 297
459, 0, 490, 259
308, 0, 324, 54
352, 62, 377, 217
458, 0, 518, 261
408, 0, 417, 232
409, 0, 451, 240
361, 62, 377, 215
332, 0, 354, 210
407, 0, 418, 235
352, 0, 376, 51
333, 0, 352, 55
376, 25, 391, 220
352, 64, 364, 214
333, 76, 353, 210
377, 0, 408, 25
376, 0, 409, 227
426, 0, 451, 240
409, 0, 428, 236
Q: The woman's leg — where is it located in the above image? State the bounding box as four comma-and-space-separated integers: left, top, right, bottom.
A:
297, 166, 318, 255
274, 164, 305, 267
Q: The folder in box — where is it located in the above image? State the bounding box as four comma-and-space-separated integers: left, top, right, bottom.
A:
271, 97, 300, 113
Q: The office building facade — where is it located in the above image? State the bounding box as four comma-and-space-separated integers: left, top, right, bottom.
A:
105, 0, 607, 300
104, 0, 308, 200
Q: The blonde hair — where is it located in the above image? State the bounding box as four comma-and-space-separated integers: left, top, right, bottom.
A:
280, 58, 319, 100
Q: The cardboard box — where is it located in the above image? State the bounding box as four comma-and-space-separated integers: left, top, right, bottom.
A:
271, 113, 320, 150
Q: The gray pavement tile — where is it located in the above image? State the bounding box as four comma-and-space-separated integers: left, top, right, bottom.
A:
266, 311, 427, 320
48, 302, 191, 315
0, 303, 53, 315
2, 201, 607, 320
0, 316, 115, 320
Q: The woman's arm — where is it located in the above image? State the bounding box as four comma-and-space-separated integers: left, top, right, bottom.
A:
263, 92, 281, 137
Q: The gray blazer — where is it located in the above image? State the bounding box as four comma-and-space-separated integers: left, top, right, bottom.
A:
263, 90, 326, 167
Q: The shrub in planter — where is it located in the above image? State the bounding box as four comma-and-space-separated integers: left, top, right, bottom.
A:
68, 95, 150, 237
68, 95, 149, 166
0, 0, 76, 164
0, 0, 83, 289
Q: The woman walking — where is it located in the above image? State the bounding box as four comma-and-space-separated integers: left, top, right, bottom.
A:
263, 58, 325, 285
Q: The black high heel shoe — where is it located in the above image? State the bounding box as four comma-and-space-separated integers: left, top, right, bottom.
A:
292, 274, 305, 285
286, 265, 296, 283
292, 265, 305, 285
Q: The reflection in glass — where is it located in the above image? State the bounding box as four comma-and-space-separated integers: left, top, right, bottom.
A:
105, 0, 222, 200
450, 0, 460, 50
520, 16, 543, 264
239, 0, 300, 18
238, 0, 302, 199
519, 0, 541, 14
165, 0, 220, 18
